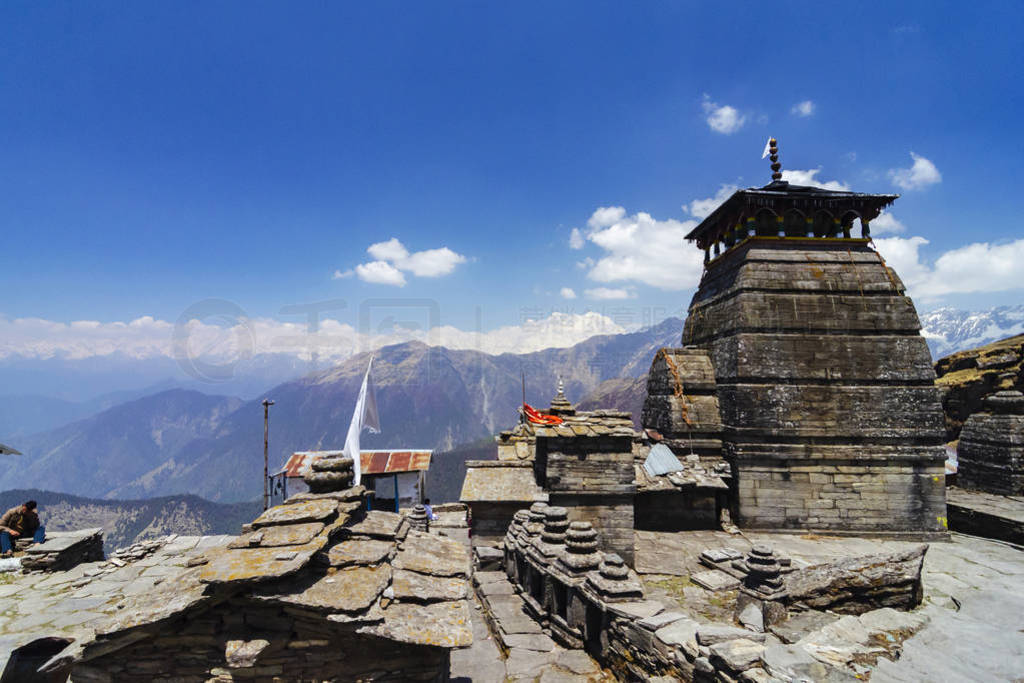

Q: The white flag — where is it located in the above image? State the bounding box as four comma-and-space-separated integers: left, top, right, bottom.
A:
343, 357, 381, 485
761, 137, 773, 159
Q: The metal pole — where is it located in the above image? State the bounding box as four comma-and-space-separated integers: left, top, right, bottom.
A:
262, 399, 275, 510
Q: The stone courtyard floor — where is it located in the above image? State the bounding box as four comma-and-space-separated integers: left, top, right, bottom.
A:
636, 529, 1024, 682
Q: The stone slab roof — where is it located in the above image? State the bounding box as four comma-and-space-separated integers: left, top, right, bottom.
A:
461, 463, 546, 503
520, 409, 637, 439
50, 486, 473, 670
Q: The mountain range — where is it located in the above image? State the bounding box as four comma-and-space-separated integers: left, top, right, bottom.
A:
919, 305, 1024, 359
0, 319, 680, 502
0, 489, 260, 551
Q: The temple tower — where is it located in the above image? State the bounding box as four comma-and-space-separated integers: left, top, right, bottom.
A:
680, 140, 947, 535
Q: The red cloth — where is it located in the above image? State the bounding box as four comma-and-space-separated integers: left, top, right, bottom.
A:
523, 403, 563, 425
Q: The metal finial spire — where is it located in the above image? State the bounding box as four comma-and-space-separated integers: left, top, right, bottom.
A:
557, 375, 565, 398
769, 137, 782, 181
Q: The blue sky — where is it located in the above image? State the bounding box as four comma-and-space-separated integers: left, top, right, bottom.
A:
1, 1, 1022, 361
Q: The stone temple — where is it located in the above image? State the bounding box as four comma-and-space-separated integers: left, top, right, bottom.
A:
663, 138, 948, 536
464, 139, 949, 548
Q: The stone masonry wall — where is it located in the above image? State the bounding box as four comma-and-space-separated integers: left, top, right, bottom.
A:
735, 459, 947, 532
547, 493, 634, 566
72, 596, 450, 682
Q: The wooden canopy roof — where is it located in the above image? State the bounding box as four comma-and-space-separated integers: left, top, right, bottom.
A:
685, 180, 899, 251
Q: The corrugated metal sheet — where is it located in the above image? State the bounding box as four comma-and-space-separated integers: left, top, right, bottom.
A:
277, 450, 432, 478
643, 443, 684, 477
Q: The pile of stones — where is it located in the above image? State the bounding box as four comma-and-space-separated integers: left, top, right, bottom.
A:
109, 536, 172, 565
20, 528, 104, 573
305, 455, 355, 493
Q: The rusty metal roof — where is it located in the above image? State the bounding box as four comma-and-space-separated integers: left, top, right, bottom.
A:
277, 450, 432, 478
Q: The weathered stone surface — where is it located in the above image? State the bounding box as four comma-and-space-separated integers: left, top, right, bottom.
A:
957, 390, 1024, 495
250, 499, 338, 528
225, 639, 270, 668
284, 486, 366, 504
784, 545, 927, 614
327, 538, 393, 566
229, 522, 324, 548
391, 569, 468, 602
762, 642, 858, 682
504, 633, 557, 652
768, 609, 838, 644
697, 624, 768, 646
198, 535, 328, 585
344, 510, 405, 539
710, 637, 765, 672
692, 569, 741, 591
363, 599, 473, 647
257, 564, 391, 613
654, 616, 699, 649
393, 530, 470, 577
738, 602, 764, 632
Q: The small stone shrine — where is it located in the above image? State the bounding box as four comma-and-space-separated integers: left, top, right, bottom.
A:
51, 456, 472, 682
662, 139, 947, 535
463, 381, 637, 562
956, 390, 1024, 495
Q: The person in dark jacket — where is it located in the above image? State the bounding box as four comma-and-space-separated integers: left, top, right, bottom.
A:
0, 500, 44, 556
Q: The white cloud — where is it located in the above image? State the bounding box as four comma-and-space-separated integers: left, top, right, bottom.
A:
888, 152, 941, 190
791, 100, 815, 117
560, 287, 577, 300
332, 268, 354, 279
874, 237, 1024, 299
588, 206, 626, 229
568, 228, 585, 250
870, 211, 905, 236
582, 207, 703, 291
349, 238, 467, 286
781, 168, 850, 192
355, 260, 407, 287
366, 237, 409, 263
584, 287, 634, 300
701, 94, 746, 134
0, 311, 629, 363
687, 184, 738, 220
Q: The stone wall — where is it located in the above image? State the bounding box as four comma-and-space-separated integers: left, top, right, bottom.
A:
71, 598, 450, 682
956, 391, 1024, 496
469, 501, 532, 546
539, 433, 636, 565
547, 493, 634, 566
734, 458, 947, 532
682, 239, 948, 535
540, 435, 635, 495
635, 490, 718, 531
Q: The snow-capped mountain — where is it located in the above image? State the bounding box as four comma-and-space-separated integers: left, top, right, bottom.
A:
919, 305, 1024, 360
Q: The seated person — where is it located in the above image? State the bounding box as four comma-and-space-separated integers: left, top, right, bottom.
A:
0, 500, 45, 556
423, 498, 438, 521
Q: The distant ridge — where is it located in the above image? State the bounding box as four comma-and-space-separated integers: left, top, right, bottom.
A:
0, 319, 682, 502
0, 488, 259, 551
